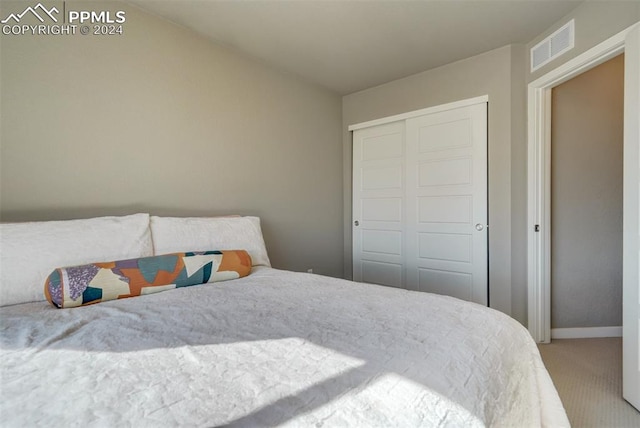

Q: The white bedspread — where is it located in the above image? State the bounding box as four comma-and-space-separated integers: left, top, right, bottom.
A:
0, 268, 568, 427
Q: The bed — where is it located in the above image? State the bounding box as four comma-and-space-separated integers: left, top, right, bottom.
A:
0, 214, 569, 427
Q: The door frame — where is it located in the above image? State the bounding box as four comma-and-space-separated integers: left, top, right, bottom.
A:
527, 23, 639, 343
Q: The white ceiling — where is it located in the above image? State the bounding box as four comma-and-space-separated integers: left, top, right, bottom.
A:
128, 0, 583, 94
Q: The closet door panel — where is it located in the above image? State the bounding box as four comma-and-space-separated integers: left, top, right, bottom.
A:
352, 121, 405, 288
405, 103, 488, 305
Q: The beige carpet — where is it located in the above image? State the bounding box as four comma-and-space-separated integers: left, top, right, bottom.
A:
538, 338, 640, 427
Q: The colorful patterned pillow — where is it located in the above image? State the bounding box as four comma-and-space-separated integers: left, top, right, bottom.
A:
44, 250, 252, 308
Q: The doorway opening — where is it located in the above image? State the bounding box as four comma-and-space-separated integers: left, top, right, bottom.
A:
527, 22, 640, 411
549, 54, 624, 340
526, 24, 635, 344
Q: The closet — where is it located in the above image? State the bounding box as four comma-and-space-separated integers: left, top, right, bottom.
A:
350, 97, 488, 305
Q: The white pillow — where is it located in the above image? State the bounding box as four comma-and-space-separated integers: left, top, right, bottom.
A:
0, 213, 153, 307
150, 216, 271, 267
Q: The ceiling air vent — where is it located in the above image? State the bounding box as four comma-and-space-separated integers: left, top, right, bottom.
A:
531, 19, 574, 72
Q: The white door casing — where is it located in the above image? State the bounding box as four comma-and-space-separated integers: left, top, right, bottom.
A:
352, 97, 488, 306
622, 23, 640, 413
405, 103, 488, 304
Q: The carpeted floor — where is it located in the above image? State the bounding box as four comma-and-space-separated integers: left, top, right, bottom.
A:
538, 338, 640, 427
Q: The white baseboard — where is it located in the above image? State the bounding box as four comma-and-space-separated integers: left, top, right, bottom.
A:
551, 326, 622, 339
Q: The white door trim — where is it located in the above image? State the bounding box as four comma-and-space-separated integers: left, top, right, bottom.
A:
622, 23, 640, 412
527, 22, 639, 343
348, 95, 488, 131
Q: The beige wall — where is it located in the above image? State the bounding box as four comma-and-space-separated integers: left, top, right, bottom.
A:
551, 55, 624, 328
0, 1, 344, 277
343, 46, 517, 320
509, 44, 528, 323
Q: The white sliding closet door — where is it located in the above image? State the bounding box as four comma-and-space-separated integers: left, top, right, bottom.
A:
352, 98, 488, 305
352, 122, 405, 288
405, 103, 488, 304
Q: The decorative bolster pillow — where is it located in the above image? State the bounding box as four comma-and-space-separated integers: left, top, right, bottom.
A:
44, 250, 252, 308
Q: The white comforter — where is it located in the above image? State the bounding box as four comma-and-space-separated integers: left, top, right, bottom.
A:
0, 268, 568, 427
